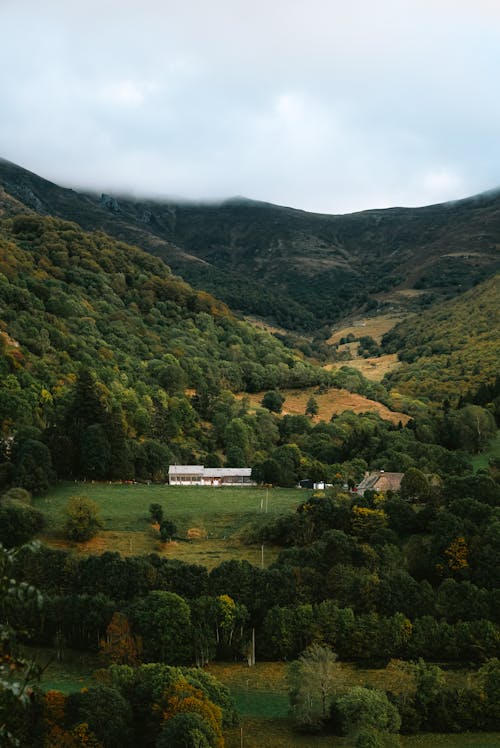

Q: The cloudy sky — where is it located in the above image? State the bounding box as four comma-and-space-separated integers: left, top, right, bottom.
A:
1, 0, 500, 213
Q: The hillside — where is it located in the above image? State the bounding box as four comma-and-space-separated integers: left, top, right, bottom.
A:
1, 158, 499, 331
0, 212, 335, 488
382, 274, 500, 405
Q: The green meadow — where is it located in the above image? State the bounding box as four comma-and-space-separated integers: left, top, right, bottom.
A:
34, 482, 304, 567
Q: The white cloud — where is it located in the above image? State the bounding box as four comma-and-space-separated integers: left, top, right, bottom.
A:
0, 1, 499, 212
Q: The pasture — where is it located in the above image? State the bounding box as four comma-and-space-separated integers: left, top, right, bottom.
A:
35, 482, 304, 568
238, 386, 410, 425
325, 352, 402, 382
328, 313, 408, 346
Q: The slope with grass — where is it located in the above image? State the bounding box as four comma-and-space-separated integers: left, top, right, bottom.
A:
35, 482, 303, 568
383, 274, 500, 405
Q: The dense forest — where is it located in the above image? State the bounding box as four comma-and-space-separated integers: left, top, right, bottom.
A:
0, 164, 499, 746
382, 275, 500, 406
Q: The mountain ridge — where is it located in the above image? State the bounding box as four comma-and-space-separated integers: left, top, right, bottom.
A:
1, 157, 499, 331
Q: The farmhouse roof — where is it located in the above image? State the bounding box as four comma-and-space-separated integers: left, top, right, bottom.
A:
356, 471, 404, 494
203, 467, 252, 478
168, 465, 252, 477
168, 465, 204, 475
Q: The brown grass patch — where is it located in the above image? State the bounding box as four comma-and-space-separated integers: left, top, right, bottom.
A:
325, 353, 401, 382
328, 313, 407, 345
239, 387, 409, 425
44, 530, 156, 556
43, 530, 281, 570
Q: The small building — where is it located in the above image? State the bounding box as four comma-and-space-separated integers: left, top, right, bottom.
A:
168, 465, 256, 486
355, 470, 404, 496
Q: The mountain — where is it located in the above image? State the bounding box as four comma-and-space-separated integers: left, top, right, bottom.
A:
1, 158, 499, 332
382, 274, 500, 406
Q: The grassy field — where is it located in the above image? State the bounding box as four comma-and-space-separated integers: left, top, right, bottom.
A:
210, 662, 499, 747
325, 353, 402, 383
471, 430, 500, 472
35, 483, 303, 567
328, 313, 408, 346
238, 386, 410, 426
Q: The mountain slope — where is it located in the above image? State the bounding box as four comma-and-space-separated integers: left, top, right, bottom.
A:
1, 158, 499, 331
382, 274, 500, 405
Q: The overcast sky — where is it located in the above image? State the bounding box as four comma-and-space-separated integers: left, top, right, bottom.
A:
1, 0, 500, 214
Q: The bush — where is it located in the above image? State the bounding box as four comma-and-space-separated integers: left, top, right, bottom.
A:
64, 496, 102, 542
0, 500, 44, 547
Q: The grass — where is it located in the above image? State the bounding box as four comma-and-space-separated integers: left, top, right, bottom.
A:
24, 647, 98, 694
29, 649, 500, 746
213, 662, 500, 747
471, 430, 500, 472
34, 483, 303, 568
328, 313, 408, 345
238, 386, 410, 426
326, 353, 402, 383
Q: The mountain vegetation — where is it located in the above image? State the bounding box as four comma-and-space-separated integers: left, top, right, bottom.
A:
382, 274, 500, 407
0, 158, 499, 745
1, 158, 499, 331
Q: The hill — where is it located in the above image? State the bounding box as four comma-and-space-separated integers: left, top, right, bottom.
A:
0, 211, 334, 490
1, 158, 499, 331
382, 274, 500, 406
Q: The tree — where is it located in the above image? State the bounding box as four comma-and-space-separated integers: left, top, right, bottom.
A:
99, 612, 141, 666
0, 543, 43, 747
156, 712, 215, 748
154, 679, 224, 748
80, 424, 111, 480
447, 405, 496, 454
13, 438, 54, 494
130, 591, 192, 664
261, 390, 285, 414
149, 503, 164, 524
64, 496, 102, 542
400, 467, 431, 503
305, 396, 319, 418
65, 685, 132, 748
0, 500, 44, 548
287, 644, 344, 730
333, 685, 401, 738
159, 520, 177, 542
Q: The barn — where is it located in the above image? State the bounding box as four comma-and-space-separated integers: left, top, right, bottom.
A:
168, 465, 256, 486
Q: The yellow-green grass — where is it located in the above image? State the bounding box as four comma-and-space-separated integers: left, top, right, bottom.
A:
238, 386, 410, 426
325, 353, 402, 383
34, 483, 303, 567
471, 430, 500, 472
328, 313, 408, 346
208, 661, 474, 718
212, 662, 499, 747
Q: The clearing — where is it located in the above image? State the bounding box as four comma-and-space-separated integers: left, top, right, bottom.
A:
324, 352, 401, 382
35, 483, 303, 568
328, 312, 408, 346
239, 386, 410, 426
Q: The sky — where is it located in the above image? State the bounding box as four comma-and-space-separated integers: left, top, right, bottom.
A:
1, 0, 500, 214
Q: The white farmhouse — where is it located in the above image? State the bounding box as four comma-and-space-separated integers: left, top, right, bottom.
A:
168, 465, 256, 486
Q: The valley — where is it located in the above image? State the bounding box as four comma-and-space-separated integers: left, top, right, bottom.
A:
0, 160, 499, 747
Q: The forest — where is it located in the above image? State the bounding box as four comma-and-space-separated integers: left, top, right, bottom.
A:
0, 206, 499, 747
